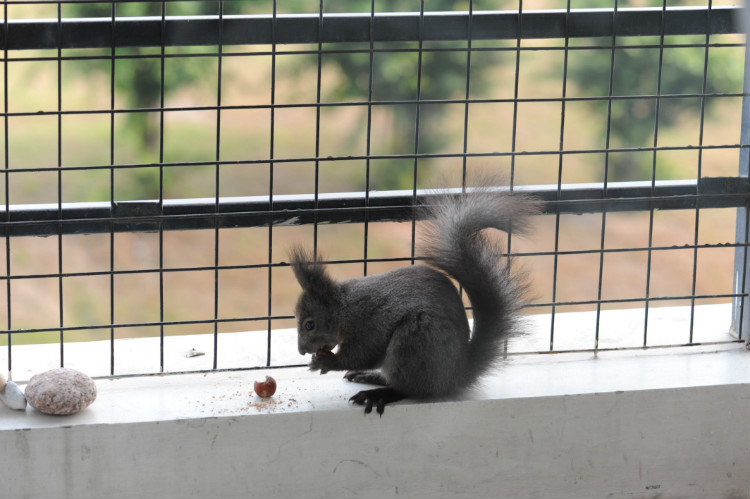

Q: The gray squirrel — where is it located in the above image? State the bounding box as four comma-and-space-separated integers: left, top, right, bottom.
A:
289, 184, 539, 415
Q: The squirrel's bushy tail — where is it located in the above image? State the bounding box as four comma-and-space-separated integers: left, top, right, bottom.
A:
421, 183, 539, 388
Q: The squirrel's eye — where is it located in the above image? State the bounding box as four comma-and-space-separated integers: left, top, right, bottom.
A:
304, 320, 315, 331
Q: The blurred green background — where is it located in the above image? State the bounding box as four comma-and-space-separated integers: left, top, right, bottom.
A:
0, 0, 744, 345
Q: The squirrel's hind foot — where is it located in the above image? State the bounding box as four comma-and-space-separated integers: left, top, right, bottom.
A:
350, 388, 405, 416
344, 370, 388, 386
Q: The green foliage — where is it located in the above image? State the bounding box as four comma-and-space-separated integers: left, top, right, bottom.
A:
64, 1, 742, 189
567, 35, 743, 181
288, 0, 501, 189
69, 2, 220, 152
563, 0, 744, 181
70, 1, 499, 192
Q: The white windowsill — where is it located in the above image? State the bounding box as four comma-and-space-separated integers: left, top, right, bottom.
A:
0, 304, 747, 499
1, 302, 739, 382
0, 303, 745, 430
0, 340, 747, 432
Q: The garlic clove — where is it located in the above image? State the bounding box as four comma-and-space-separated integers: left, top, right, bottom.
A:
0, 372, 6, 392
0, 381, 27, 410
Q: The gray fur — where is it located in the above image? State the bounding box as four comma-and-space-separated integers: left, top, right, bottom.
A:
289, 185, 539, 410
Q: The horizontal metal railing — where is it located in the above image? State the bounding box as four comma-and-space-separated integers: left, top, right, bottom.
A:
1, 178, 748, 237
1, 6, 740, 50
1, 6, 746, 241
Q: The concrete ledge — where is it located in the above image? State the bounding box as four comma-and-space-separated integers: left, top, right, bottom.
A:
1, 344, 749, 498
2, 303, 737, 380
0, 305, 748, 498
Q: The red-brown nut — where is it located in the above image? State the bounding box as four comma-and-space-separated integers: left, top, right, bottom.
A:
254, 376, 277, 397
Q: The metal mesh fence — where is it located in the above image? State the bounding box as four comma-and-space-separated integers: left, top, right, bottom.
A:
1, 0, 748, 378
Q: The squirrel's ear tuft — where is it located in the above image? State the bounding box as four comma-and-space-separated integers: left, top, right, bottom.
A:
288, 246, 337, 302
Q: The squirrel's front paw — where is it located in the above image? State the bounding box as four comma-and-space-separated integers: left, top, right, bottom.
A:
310, 349, 335, 374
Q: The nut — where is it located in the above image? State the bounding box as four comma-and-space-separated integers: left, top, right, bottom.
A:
254, 376, 277, 398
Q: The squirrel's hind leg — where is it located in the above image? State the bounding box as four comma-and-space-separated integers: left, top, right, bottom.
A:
350, 388, 405, 416
344, 370, 387, 386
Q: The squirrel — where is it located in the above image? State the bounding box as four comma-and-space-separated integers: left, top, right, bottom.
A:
289, 183, 539, 415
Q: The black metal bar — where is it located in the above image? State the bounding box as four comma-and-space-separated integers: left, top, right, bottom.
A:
550, 0, 572, 351
362, 0, 375, 278
596, 0, 620, 349
109, 0, 117, 377
732, 21, 750, 341
730, 0, 750, 344
0, 240, 743, 284
1, 92, 744, 121
4, 314, 298, 338
457, 1, 475, 348
1, 7, 742, 51
3, 142, 744, 177
3, 0, 11, 373
56, 2, 64, 367
212, 0, 224, 370
410, 0, 425, 265
643, 0, 669, 347
461, 1, 473, 189
508, 0, 522, 207
689, 0, 714, 343
506, 339, 745, 358
1, 40, 745, 65
0, 291, 741, 338
736, 206, 750, 342
0, 178, 746, 237
265, 0, 277, 368
158, 0, 167, 373
313, 0, 322, 257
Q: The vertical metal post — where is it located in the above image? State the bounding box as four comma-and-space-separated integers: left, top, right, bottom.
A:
731, 1, 750, 345
213, 0, 224, 370
109, 0, 117, 375
56, 0, 65, 366
3, 1, 11, 375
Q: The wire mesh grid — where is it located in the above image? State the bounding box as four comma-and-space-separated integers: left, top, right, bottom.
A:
0, 0, 748, 379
